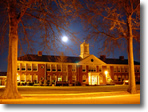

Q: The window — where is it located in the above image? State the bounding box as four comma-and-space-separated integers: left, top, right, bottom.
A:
137, 67, 140, 72
33, 64, 38, 71
126, 75, 129, 79
114, 75, 117, 81
52, 64, 56, 71
52, 75, 57, 84
57, 64, 61, 71
21, 63, 26, 71
72, 75, 76, 82
82, 65, 86, 72
63, 75, 67, 82
125, 67, 128, 72
99, 66, 102, 72
33, 74, 38, 83
17, 63, 20, 71
117, 67, 121, 72
47, 64, 51, 71
82, 75, 86, 83
118, 75, 121, 81
88, 65, 96, 72
121, 66, 124, 72
72, 65, 76, 72
58, 76, 62, 81
21, 74, 26, 81
26, 74, 32, 82
63, 65, 67, 72
114, 66, 117, 72
27, 63, 32, 71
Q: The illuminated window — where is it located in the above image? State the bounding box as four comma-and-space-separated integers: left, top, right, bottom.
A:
27, 63, 32, 71
33, 74, 38, 83
82, 75, 86, 83
33, 64, 38, 71
17, 63, 20, 71
72, 65, 76, 72
126, 75, 129, 79
82, 65, 86, 72
47, 64, 51, 71
21, 74, 26, 81
57, 64, 61, 71
63, 65, 67, 72
21, 63, 26, 71
58, 76, 62, 81
26, 74, 32, 82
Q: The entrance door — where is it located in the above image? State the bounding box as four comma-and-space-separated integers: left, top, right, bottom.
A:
92, 76, 97, 85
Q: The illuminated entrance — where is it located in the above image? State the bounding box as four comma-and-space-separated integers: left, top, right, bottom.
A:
88, 72, 100, 85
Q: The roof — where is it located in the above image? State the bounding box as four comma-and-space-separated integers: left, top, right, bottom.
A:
18, 54, 140, 65
100, 58, 140, 65
0, 72, 7, 76
18, 54, 83, 63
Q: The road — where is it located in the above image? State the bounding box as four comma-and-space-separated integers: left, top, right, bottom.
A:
0, 84, 140, 94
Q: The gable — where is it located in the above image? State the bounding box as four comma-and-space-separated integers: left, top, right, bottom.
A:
78, 55, 106, 65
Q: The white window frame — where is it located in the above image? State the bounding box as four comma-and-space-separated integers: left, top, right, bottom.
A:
32, 64, 38, 72
52, 64, 57, 72
57, 64, 62, 72
21, 63, 26, 71
47, 64, 51, 72
27, 63, 32, 71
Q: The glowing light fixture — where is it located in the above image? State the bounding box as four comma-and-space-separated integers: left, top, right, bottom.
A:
62, 36, 68, 42
104, 71, 108, 77
104, 71, 108, 75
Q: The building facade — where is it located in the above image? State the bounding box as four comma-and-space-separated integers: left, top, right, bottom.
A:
15, 41, 140, 86
0, 41, 140, 86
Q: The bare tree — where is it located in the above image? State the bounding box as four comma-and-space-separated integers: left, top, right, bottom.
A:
78, 0, 140, 94
0, 0, 80, 99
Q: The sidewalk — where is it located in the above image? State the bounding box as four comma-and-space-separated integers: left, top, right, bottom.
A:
0, 90, 140, 104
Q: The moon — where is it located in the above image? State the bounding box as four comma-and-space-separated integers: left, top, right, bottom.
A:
62, 36, 68, 42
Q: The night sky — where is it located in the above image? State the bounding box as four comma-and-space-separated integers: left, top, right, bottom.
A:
0, 1, 140, 72
0, 20, 140, 72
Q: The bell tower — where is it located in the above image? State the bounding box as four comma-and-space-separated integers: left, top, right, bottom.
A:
79, 40, 90, 59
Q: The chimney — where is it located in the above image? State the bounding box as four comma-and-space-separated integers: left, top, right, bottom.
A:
38, 51, 42, 56
119, 56, 124, 60
100, 55, 106, 61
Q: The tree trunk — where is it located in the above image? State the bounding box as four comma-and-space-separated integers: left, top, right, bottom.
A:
127, 15, 137, 94
0, 1, 22, 99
